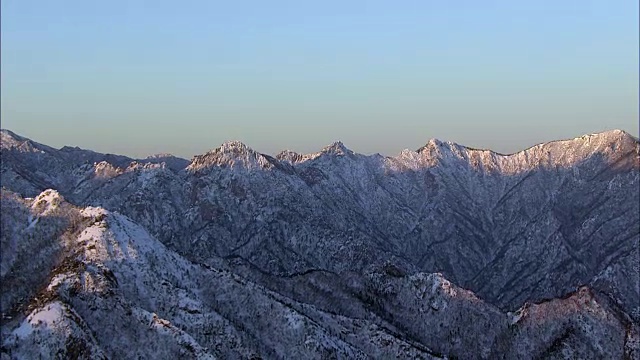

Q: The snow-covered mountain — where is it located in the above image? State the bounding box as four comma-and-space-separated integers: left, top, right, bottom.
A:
1, 129, 638, 359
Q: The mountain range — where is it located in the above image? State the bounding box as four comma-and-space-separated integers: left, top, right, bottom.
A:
1, 128, 638, 359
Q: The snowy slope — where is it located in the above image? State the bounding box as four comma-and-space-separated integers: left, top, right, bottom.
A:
2, 191, 634, 358
1, 193, 446, 358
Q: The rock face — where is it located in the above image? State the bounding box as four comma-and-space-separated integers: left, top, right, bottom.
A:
1, 129, 638, 359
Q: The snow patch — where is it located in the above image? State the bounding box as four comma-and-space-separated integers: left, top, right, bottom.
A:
12, 301, 67, 340
26, 216, 38, 230
507, 311, 523, 325
31, 189, 63, 216
80, 206, 108, 218
47, 274, 71, 291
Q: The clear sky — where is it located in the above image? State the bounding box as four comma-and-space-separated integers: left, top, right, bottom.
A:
2, 1, 638, 158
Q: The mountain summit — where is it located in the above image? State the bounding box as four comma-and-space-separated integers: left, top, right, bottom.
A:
320, 141, 352, 156
187, 140, 276, 172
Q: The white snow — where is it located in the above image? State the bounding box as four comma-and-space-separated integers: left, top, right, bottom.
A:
1, 128, 635, 359
12, 301, 67, 340
26, 215, 38, 230
507, 311, 523, 325
31, 189, 63, 215
187, 140, 275, 172
93, 161, 121, 179
80, 206, 108, 218
47, 274, 71, 291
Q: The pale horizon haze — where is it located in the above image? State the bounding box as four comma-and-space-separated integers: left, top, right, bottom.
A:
2, 1, 638, 159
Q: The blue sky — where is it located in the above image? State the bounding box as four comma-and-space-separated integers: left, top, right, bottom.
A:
2, 1, 638, 158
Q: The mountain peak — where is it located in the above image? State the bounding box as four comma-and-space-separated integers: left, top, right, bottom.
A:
426, 138, 445, 148
582, 129, 638, 143
188, 140, 272, 171
0, 129, 58, 154
1, 129, 24, 140
1, 129, 28, 149
591, 128, 630, 136
520, 128, 639, 160
31, 189, 64, 216
416, 138, 455, 154
217, 140, 253, 155
59, 145, 85, 152
321, 141, 352, 156
145, 153, 177, 159
143, 153, 189, 171
276, 149, 303, 164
